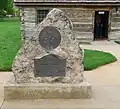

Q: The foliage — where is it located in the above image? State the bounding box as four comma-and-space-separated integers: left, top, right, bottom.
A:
14, 8, 20, 17
7, 0, 14, 14
0, 0, 8, 18
0, 0, 15, 18
0, 0, 8, 10
83, 49, 117, 70
0, 10, 7, 18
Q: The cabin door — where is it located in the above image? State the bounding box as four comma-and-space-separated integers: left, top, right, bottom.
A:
94, 11, 109, 40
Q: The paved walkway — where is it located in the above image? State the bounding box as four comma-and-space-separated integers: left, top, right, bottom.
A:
1, 41, 120, 109
0, 72, 14, 109
81, 41, 120, 86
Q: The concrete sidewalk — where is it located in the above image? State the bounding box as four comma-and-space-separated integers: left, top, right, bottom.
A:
1, 41, 120, 109
0, 72, 14, 109
82, 41, 120, 86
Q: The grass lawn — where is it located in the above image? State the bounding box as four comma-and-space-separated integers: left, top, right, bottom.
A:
84, 49, 117, 70
0, 20, 21, 71
115, 40, 120, 44
0, 20, 117, 71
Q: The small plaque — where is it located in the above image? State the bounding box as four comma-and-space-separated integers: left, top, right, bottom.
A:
34, 54, 66, 77
39, 26, 61, 50
98, 11, 105, 14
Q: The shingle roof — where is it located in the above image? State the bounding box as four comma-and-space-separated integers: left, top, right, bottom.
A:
14, 0, 120, 6
14, 0, 120, 3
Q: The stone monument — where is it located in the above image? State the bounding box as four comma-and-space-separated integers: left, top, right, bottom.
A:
4, 8, 92, 99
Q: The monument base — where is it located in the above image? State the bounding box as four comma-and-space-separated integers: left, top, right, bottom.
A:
4, 82, 92, 100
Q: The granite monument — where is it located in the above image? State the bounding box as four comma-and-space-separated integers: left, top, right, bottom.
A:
4, 8, 92, 99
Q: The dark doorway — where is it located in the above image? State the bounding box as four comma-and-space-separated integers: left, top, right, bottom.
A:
94, 11, 109, 40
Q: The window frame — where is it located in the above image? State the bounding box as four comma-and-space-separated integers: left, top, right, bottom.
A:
36, 9, 49, 24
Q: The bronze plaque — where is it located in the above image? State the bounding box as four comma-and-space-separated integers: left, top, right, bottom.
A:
34, 54, 66, 77
39, 26, 61, 50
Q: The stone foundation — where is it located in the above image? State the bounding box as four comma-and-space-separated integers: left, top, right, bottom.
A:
4, 82, 92, 100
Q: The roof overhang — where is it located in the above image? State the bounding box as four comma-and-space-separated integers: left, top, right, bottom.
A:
14, 0, 120, 7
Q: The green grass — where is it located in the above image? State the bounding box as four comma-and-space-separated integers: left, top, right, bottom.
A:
83, 49, 117, 70
0, 19, 117, 71
115, 40, 120, 44
0, 20, 21, 71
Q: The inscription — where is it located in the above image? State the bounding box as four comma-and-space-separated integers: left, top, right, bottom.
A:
34, 54, 66, 77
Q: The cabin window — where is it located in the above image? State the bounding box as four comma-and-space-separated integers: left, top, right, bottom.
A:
37, 10, 49, 24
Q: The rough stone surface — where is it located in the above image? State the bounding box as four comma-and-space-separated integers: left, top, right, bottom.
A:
12, 8, 85, 84
4, 82, 92, 100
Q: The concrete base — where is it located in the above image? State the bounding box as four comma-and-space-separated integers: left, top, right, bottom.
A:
4, 82, 92, 100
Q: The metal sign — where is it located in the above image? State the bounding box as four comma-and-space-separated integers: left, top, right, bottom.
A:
98, 11, 105, 14
39, 26, 61, 50
34, 54, 66, 77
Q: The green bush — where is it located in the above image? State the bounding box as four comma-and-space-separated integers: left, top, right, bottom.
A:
6, 0, 14, 15
0, 10, 7, 18
14, 8, 20, 17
